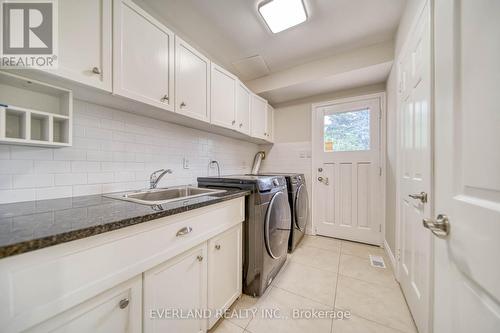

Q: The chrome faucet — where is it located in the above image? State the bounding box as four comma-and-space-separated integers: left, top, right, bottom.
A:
149, 169, 172, 189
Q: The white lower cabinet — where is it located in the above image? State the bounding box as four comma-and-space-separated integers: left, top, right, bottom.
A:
143, 243, 208, 333
26, 275, 142, 333
207, 224, 243, 329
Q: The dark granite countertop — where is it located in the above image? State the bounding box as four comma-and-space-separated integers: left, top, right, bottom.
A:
0, 188, 249, 259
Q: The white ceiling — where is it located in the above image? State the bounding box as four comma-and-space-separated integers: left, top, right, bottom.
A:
141, 0, 406, 81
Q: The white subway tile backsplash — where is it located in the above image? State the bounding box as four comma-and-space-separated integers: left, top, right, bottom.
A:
71, 161, 101, 173
12, 174, 54, 188
34, 161, 71, 173
0, 175, 12, 189
87, 172, 114, 184
0, 160, 34, 174
35, 186, 73, 200
55, 173, 87, 186
0, 100, 259, 203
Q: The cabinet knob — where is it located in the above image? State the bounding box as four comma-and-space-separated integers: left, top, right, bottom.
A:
232, 120, 236, 125
160, 95, 169, 103
239, 123, 243, 128
264, 132, 267, 136
119, 298, 129, 309
180, 102, 186, 108
215, 244, 221, 250
92, 67, 101, 75
196, 255, 204, 262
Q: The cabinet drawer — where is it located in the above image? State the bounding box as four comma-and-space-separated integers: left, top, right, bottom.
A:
0, 197, 244, 332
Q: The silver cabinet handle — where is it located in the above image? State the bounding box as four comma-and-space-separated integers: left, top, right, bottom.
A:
196, 255, 203, 262
176, 226, 192, 236
239, 123, 243, 128
119, 298, 129, 309
318, 176, 329, 185
180, 102, 186, 108
409, 192, 428, 203
160, 95, 169, 103
215, 244, 221, 250
423, 214, 450, 237
92, 67, 101, 75
232, 120, 236, 125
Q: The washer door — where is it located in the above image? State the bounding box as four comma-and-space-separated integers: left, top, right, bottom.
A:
264, 191, 291, 259
294, 184, 309, 231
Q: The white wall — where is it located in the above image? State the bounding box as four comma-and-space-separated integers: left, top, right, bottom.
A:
260, 83, 386, 234
0, 100, 259, 203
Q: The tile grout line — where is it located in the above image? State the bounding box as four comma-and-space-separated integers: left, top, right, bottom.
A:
330, 241, 343, 333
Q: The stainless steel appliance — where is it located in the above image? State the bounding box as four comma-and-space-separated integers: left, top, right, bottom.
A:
197, 175, 290, 296
257, 173, 308, 252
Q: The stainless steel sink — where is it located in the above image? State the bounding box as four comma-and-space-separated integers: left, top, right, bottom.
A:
105, 186, 226, 205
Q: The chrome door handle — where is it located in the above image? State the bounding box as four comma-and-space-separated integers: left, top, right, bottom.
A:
176, 226, 193, 236
423, 214, 450, 237
409, 192, 428, 203
318, 176, 329, 185
92, 67, 101, 75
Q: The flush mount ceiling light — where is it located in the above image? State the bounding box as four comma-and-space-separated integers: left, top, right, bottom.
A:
258, 0, 308, 34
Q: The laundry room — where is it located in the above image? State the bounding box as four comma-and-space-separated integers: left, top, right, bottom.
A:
0, 0, 499, 332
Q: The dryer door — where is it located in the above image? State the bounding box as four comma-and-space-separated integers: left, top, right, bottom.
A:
294, 184, 309, 231
264, 191, 291, 259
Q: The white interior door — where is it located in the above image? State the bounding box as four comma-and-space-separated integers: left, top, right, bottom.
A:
313, 95, 383, 245
433, 0, 500, 332
397, 3, 432, 333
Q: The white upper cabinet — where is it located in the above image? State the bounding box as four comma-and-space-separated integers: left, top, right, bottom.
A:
251, 94, 268, 140
266, 104, 274, 142
207, 224, 242, 329
51, 0, 112, 91
236, 81, 251, 136
113, 0, 174, 111
175, 37, 210, 121
210, 64, 237, 129
143, 243, 207, 333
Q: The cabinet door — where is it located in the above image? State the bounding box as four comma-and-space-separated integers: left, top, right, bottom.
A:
26, 275, 142, 333
51, 0, 112, 91
144, 243, 207, 333
207, 224, 242, 329
175, 37, 211, 122
251, 94, 268, 140
266, 104, 274, 142
210, 64, 236, 129
236, 81, 251, 135
113, 0, 174, 111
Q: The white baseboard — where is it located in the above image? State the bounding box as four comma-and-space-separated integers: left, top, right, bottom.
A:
383, 239, 397, 271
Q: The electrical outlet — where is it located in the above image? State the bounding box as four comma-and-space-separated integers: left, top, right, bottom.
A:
183, 158, 190, 169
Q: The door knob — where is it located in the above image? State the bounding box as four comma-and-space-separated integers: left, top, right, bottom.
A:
423, 214, 450, 237
92, 67, 101, 75
318, 176, 329, 185
409, 192, 428, 203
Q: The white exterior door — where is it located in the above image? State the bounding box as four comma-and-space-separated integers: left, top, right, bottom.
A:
397, 3, 432, 333
53, 0, 112, 91
312, 95, 383, 245
433, 0, 500, 332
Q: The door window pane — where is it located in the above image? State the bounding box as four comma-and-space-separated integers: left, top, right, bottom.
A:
324, 109, 370, 152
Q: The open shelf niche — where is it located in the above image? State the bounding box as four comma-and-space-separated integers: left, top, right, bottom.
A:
0, 71, 73, 147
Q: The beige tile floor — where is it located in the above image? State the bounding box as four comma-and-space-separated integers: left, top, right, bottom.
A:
209, 235, 417, 333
